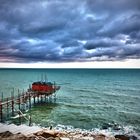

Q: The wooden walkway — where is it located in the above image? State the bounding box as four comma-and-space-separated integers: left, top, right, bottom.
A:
0, 89, 57, 123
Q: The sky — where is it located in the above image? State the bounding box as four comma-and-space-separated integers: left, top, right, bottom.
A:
0, 0, 140, 68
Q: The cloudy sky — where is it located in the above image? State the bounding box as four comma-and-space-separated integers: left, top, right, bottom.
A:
0, 0, 140, 68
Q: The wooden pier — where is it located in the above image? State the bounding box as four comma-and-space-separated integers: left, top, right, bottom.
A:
0, 88, 57, 124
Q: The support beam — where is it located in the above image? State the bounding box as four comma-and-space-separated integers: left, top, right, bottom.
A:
29, 93, 31, 109
6, 98, 9, 118
33, 95, 35, 105
0, 101, 2, 122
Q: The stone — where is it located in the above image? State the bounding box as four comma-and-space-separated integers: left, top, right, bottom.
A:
60, 138, 70, 140
115, 135, 129, 140
130, 135, 138, 140
47, 137, 56, 140
34, 130, 62, 140
56, 132, 67, 137
55, 137, 61, 140
93, 134, 116, 140
0, 131, 13, 138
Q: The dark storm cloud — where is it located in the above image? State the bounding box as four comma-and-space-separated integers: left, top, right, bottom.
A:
84, 38, 123, 50
0, 0, 140, 63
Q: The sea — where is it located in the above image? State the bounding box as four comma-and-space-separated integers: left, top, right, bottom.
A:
0, 68, 140, 137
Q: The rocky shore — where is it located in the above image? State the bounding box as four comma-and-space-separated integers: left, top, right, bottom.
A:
0, 128, 135, 140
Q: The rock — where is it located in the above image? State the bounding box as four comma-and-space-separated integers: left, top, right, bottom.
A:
60, 138, 70, 140
47, 137, 56, 140
36, 135, 47, 140
102, 123, 113, 129
35, 130, 62, 140
129, 135, 138, 140
35, 131, 57, 138
93, 134, 106, 140
0, 131, 30, 140
42, 132, 55, 138
113, 125, 121, 131
106, 136, 116, 140
56, 132, 67, 137
0, 131, 13, 138
2, 133, 27, 140
115, 135, 129, 140
46, 136, 61, 140
82, 136, 94, 140
55, 137, 61, 140
93, 134, 116, 140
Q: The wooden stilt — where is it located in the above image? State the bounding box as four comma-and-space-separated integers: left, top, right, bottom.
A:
49, 95, 52, 103
18, 93, 20, 111
29, 115, 31, 126
37, 94, 39, 103
1, 92, 3, 102
18, 111, 21, 125
45, 94, 46, 103
11, 99, 14, 116
25, 92, 28, 109
11, 91, 14, 116
0, 101, 2, 122
6, 98, 9, 118
29, 94, 31, 109
33, 95, 35, 105
41, 95, 43, 103
46, 96, 48, 103
54, 94, 56, 103
22, 93, 25, 111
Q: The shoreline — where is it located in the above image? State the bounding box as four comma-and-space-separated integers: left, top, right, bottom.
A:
0, 123, 139, 140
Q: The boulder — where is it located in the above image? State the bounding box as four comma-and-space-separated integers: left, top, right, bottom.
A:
0, 131, 13, 138
60, 138, 70, 140
35, 130, 62, 140
115, 135, 129, 140
93, 134, 116, 140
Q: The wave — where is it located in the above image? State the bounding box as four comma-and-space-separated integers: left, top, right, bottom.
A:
8, 116, 140, 139
60, 102, 96, 110
103, 92, 140, 101
118, 111, 140, 125
53, 124, 140, 139
59, 82, 71, 85
71, 87, 100, 94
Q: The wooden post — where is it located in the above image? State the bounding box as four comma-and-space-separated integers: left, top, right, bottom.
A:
0, 101, 2, 122
18, 92, 20, 111
22, 93, 25, 111
12, 88, 14, 96
1, 92, 3, 102
46, 95, 48, 103
29, 115, 31, 126
49, 95, 52, 103
25, 92, 28, 109
18, 111, 21, 125
22, 93, 24, 103
33, 94, 35, 105
6, 98, 9, 118
11, 99, 14, 116
48, 96, 50, 103
37, 94, 39, 103
41, 95, 43, 103
29, 93, 31, 109
11, 91, 14, 116
45, 94, 47, 103
54, 81, 56, 93
54, 94, 56, 103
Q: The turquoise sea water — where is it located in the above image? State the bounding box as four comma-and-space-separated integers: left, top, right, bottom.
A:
0, 69, 140, 136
